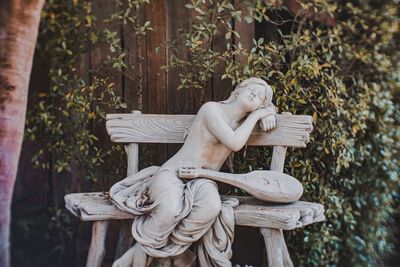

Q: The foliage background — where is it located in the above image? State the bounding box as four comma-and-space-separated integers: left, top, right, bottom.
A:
11, 0, 399, 266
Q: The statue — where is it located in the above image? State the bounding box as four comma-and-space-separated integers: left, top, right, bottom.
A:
110, 77, 302, 267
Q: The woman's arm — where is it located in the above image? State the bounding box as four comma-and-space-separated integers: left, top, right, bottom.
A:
202, 103, 274, 152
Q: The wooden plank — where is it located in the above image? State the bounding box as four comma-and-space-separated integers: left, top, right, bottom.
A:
105, 113, 313, 147
165, 0, 190, 115
233, 199, 324, 229
64, 193, 325, 230
91, 0, 123, 94
125, 111, 141, 176
144, 0, 168, 165
66, 52, 92, 193
86, 221, 109, 267
165, 0, 192, 158
234, 0, 255, 65
65, 192, 134, 220
125, 143, 139, 176
145, 0, 167, 114
122, 3, 148, 112
260, 228, 284, 267
271, 146, 288, 172
187, 2, 213, 111
212, 8, 232, 102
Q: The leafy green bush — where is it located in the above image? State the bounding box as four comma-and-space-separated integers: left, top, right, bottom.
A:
166, 0, 399, 266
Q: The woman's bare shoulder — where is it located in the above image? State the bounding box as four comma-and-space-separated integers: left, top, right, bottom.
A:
196, 102, 228, 129
198, 101, 221, 115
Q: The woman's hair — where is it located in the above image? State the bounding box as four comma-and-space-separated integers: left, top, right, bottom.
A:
220, 77, 275, 109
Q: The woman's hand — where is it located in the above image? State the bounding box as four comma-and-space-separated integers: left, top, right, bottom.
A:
250, 106, 276, 131
259, 114, 276, 131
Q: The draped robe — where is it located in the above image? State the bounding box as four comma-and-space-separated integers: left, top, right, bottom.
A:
110, 166, 239, 266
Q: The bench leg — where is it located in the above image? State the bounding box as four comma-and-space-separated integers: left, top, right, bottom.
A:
281, 232, 294, 267
115, 220, 134, 258
86, 221, 109, 267
260, 228, 293, 267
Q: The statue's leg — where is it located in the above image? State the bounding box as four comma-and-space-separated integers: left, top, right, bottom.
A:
167, 180, 222, 267
132, 170, 187, 254
127, 175, 223, 266
114, 170, 188, 266
170, 179, 221, 244
189, 180, 221, 222
194, 181, 237, 267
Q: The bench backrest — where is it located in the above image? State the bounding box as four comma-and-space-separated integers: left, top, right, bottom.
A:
106, 113, 313, 147
105, 112, 313, 175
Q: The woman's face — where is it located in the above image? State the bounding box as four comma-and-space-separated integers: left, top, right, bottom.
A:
236, 84, 266, 112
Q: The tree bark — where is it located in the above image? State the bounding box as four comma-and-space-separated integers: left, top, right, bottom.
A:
0, 1, 44, 266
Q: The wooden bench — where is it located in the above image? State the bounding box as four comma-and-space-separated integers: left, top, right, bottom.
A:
64, 111, 325, 267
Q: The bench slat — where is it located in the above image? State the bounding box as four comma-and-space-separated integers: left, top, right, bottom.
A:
106, 114, 313, 148
65, 193, 325, 230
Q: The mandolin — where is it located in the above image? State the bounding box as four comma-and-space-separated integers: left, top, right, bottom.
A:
179, 167, 303, 203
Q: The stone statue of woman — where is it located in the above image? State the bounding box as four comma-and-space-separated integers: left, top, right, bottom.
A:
110, 77, 278, 267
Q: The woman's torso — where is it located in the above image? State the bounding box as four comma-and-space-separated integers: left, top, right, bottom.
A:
162, 102, 239, 172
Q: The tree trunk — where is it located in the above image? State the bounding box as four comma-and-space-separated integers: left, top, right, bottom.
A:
0, 1, 44, 266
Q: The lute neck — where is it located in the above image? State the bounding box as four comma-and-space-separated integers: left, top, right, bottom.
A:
198, 168, 237, 184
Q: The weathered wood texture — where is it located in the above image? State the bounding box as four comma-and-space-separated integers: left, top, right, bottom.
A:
212, 5, 232, 102
122, 2, 147, 112
65, 192, 325, 230
86, 220, 109, 267
234, 0, 255, 65
165, 0, 191, 114
261, 228, 285, 267
106, 113, 313, 147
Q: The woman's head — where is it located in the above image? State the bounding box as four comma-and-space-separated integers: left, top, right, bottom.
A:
221, 77, 274, 112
